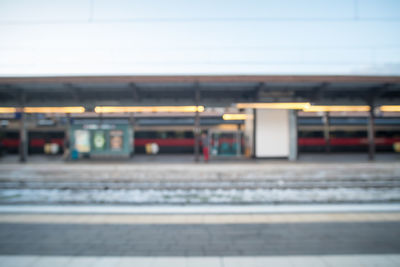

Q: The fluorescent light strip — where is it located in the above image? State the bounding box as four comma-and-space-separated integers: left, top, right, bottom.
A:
23, 107, 85, 113
0, 107, 17, 113
237, 103, 372, 112
237, 103, 310, 110
303, 105, 370, 112
222, 114, 247, 120
95, 106, 204, 113
380, 105, 400, 112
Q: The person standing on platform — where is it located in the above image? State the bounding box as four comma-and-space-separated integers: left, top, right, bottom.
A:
201, 132, 209, 162
63, 138, 70, 160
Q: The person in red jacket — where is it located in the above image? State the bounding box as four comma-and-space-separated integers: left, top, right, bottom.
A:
201, 132, 209, 162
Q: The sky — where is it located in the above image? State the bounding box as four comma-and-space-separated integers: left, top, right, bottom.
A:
0, 0, 399, 76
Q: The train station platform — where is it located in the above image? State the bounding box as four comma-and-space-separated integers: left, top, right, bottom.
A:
1, 154, 399, 265
1, 154, 399, 182
0, 204, 400, 266
0, 152, 400, 164
1, 156, 400, 265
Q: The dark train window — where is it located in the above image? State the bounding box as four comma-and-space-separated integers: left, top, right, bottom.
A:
175, 131, 184, 138
330, 131, 345, 138
148, 131, 158, 139
298, 117, 323, 125
184, 131, 194, 138
174, 131, 193, 138
376, 130, 400, 138
27, 131, 65, 141
5, 131, 19, 138
158, 132, 167, 139
166, 131, 175, 138
135, 131, 195, 139
330, 131, 367, 138
298, 131, 323, 138
51, 132, 65, 138
29, 132, 45, 138
135, 131, 157, 139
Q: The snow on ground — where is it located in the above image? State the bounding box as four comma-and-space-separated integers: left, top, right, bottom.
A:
1, 160, 399, 204
1, 187, 400, 204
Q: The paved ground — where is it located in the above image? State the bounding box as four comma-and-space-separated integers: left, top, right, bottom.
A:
0, 154, 399, 265
1, 205, 400, 266
1, 254, 399, 267
1, 203, 400, 214
1, 221, 400, 256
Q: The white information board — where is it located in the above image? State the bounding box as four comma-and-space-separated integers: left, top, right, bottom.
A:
255, 109, 289, 158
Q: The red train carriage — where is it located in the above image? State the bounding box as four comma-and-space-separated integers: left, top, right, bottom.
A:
1, 117, 400, 154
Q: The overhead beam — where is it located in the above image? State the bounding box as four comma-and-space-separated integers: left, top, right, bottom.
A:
374, 83, 396, 99
64, 83, 82, 104
0, 78, 399, 107
253, 82, 265, 101
129, 83, 140, 103
1, 75, 400, 84
311, 82, 330, 103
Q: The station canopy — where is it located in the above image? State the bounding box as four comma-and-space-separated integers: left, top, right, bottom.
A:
0, 75, 400, 109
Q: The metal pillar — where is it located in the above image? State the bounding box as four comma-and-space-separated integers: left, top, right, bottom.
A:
99, 110, 103, 126
19, 109, 27, 163
64, 113, 71, 160
289, 110, 298, 161
129, 113, 136, 157
236, 124, 241, 157
252, 109, 257, 158
129, 112, 136, 129
194, 108, 200, 162
323, 112, 330, 153
194, 84, 201, 162
368, 106, 375, 160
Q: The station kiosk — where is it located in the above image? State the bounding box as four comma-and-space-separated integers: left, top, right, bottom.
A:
69, 119, 133, 159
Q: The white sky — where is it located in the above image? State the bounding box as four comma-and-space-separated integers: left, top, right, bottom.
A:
0, 0, 399, 76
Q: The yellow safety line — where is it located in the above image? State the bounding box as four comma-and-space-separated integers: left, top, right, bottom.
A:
1, 213, 400, 224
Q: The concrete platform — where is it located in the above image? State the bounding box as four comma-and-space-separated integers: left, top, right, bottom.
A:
0, 204, 400, 256
1, 153, 400, 164
1, 216, 400, 258
1, 156, 400, 182
1, 203, 400, 214
1, 204, 400, 265
1, 254, 399, 267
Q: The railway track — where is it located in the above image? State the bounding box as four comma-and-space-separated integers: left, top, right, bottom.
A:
1, 179, 400, 190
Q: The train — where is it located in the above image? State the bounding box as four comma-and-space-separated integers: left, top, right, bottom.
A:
298, 116, 400, 152
1, 116, 400, 154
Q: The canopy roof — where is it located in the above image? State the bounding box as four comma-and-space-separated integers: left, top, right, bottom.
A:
1, 75, 399, 108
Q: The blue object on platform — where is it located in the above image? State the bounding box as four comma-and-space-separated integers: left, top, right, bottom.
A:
71, 149, 79, 160
220, 142, 232, 155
